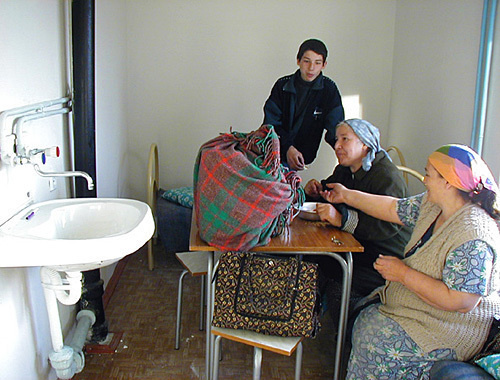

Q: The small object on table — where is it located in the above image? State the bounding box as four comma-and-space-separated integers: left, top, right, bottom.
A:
331, 236, 344, 246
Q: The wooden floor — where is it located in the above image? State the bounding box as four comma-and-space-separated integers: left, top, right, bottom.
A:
73, 243, 339, 380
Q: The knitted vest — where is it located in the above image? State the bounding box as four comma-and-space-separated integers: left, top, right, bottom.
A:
379, 195, 500, 361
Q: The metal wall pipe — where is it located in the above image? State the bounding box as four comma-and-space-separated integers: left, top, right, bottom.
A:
13, 107, 71, 162
72, 0, 109, 343
471, 0, 498, 155
71, 0, 96, 199
0, 97, 71, 165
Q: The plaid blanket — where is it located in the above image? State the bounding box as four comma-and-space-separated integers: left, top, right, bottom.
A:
193, 125, 304, 252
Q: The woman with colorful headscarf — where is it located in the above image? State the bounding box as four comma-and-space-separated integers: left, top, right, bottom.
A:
323, 144, 500, 379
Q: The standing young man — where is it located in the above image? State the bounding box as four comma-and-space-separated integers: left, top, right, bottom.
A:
263, 39, 344, 170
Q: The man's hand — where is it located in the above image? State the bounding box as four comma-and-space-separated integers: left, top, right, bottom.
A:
287, 146, 305, 170
304, 179, 322, 199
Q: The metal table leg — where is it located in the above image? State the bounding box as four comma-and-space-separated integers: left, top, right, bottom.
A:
205, 252, 214, 380
205, 250, 352, 380
327, 252, 353, 380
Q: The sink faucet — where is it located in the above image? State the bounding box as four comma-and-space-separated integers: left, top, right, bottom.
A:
33, 164, 95, 191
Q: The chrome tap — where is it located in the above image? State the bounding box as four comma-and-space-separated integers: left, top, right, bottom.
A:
33, 164, 94, 191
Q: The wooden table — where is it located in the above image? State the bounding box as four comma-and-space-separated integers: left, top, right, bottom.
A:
190, 216, 364, 380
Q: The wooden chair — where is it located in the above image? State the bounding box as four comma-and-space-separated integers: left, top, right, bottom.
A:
386, 145, 425, 188
396, 165, 425, 183
174, 251, 209, 349
386, 145, 409, 184
146, 143, 159, 271
211, 326, 304, 380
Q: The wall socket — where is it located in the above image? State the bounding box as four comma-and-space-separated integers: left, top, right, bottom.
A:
49, 177, 57, 192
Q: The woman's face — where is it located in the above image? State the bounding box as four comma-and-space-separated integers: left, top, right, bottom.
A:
424, 161, 448, 203
334, 123, 368, 172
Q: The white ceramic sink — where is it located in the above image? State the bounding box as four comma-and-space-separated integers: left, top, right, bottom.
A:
0, 198, 155, 271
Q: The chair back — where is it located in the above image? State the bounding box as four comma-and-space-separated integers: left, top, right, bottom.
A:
387, 145, 408, 184
146, 143, 159, 270
396, 165, 424, 183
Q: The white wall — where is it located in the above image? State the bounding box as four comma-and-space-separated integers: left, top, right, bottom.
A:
388, 0, 483, 182
95, 0, 129, 284
0, 2, 73, 379
0, 0, 492, 379
95, 0, 129, 199
123, 0, 397, 197
0, 2, 130, 379
123, 0, 486, 198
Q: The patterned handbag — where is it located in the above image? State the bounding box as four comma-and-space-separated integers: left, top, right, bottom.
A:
212, 251, 321, 338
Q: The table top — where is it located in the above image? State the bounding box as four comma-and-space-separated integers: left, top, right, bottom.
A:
189, 214, 364, 253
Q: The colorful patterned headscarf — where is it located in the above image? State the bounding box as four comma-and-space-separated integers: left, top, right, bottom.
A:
341, 119, 391, 171
428, 144, 498, 195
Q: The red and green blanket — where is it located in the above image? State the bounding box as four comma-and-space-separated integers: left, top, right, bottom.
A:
193, 125, 304, 252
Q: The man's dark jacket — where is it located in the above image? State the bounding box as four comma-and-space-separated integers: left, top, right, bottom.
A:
263, 70, 344, 164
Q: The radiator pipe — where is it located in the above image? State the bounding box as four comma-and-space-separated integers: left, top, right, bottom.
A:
72, 0, 108, 342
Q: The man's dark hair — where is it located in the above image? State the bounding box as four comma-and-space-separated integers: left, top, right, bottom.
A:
297, 39, 328, 62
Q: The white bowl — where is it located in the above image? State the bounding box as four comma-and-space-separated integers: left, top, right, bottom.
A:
297, 202, 320, 221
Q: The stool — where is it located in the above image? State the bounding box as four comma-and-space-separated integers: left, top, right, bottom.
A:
212, 326, 304, 380
175, 251, 209, 350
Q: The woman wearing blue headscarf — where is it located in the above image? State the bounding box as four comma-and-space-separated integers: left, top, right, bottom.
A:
304, 118, 411, 299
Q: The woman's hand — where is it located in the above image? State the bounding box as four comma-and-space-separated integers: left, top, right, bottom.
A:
316, 203, 342, 227
320, 182, 348, 204
373, 254, 410, 283
376, 254, 482, 313
304, 179, 322, 199
320, 183, 403, 225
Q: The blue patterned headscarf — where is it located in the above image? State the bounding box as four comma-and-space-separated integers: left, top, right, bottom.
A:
340, 119, 390, 171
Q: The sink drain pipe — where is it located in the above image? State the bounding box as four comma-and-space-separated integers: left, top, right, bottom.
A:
41, 268, 96, 379
48, 310, 96, 380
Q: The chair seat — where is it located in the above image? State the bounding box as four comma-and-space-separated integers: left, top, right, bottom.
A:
211, 326, 304, 380
211, 326, 303, 356
175, 251, 210, 350
175, 251, 209, 276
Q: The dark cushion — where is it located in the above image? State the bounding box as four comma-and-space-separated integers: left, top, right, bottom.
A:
156, 192, 192, 253
430, 360, 494, 380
